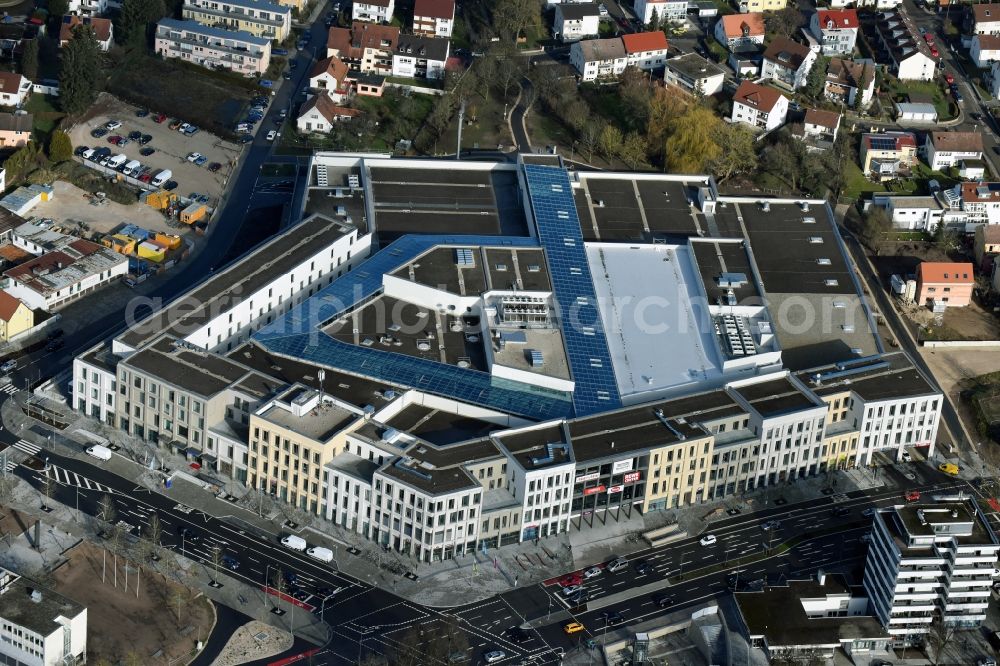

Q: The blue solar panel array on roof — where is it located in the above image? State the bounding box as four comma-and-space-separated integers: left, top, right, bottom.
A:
521, 164, 622, 416
253, 233, 574, 420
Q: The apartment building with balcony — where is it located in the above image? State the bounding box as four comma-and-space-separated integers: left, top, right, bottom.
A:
662, 52, 726, 96
154, 18, 271, 76
412, 0, 454, 38
352, 0, 394, 24
864, 496, 1000, 646
182, 0, 292, 41
731, 80, 789, 131
327, 22, 399, 75
570, 37, 627, 82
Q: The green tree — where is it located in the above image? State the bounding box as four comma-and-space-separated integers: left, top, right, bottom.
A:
860, 205, 891, 249
709, 123, 758, 183
663, 106, 722, 173
117, 0, 166, 46
48, 0, 70, 19
648, 8, 660, 31
803, 55, 829, 101
597, 124, 622, 161
59, 26, 101, 115
620, 132, 648, 170
20, 39, 38, 81
4, 141, 41, 181
48, 130, 73, 163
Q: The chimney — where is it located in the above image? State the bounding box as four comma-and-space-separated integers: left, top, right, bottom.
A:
29, 589, 42, 603
817, 569, 826, 586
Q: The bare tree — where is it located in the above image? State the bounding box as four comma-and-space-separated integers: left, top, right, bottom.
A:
144, 512, 163, 562
97, 493, 116, 529
40, 474, 55, 510
928, 618, 955, 665
270, 569, 287, 612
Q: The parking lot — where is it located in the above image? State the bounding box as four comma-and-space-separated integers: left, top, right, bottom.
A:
68, 96, 242, 207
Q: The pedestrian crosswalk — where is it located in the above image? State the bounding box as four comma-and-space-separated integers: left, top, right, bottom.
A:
47, 465, 113, 493
11, 439, 40, 456
0, 383, 18, 395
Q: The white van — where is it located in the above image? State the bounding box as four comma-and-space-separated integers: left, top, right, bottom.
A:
81, 148, 95, 160
306, 546, 333, 563
107, 154, 127, 169
280, 534, 307, 551
121, 159, 141, 176
85, 444, 112, 461
151, 169, 172, 188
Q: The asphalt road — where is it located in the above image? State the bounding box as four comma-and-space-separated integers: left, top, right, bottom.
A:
8, 434, 970, 664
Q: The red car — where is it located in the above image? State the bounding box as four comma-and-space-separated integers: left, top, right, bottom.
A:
107, 135, 122, 144
944, 73, 955, 85
930, 47, 939, 57
138, 173, 153, 183
559, 573, 583, 588
923, 33, 934, 44
904, 491, 920, 502
153, 113, 167, 123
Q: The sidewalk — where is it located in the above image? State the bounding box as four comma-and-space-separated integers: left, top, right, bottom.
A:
1, 389, 910, 611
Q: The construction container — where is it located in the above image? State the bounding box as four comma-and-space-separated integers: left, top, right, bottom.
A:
152, 232, 182, 250
137, 241, 165, 262
127, 256, 150, 275
145, 190, 177, 210
104, 234, 137, 255
120, 224, 150, 241
180, 203, 207, 225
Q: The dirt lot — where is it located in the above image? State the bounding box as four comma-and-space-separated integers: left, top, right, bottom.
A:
30, 180, 177, 236
921, 347, 1000, 462
906, 297, 1000, 341
67, 94, 241, 208
52, 540, 214, 665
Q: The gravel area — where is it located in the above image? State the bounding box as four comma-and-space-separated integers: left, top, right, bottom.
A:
210, 620, 293, 666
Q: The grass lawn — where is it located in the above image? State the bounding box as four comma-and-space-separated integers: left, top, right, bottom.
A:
527, 111, 575, 154
24, 94, 63, 139
385, 76, 444, 89
885, 79, 956, 120
843, 160, 887, 200
440, 88, 514, 153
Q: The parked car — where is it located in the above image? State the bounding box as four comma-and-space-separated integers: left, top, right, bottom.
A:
178, 122, 192, 133
105, 119, 122, 130
183, 124, 199, 135
239, 134, 254, 144
559, 573, 583, 587
699, 534, 717, 546
583, 566, 601, 579
208, 162, 222, 173
194, 155, 208, 166
46, 339, 64, 352
633, 560, 652, 575
139, 173, 153, 183
187, 152, 204, 162
484, 650, 506, 664
153, 113, 167, 123
163, 180, 179, 191
561, 584, 583, 597
91, 128, 108, 138
607, 556, 628, 573
136, 108, 149, 117
266, 130, 277, 141
128, 130, 141, 141
139, 134, 152, 145
74, 145, 88, 156
944, 73, 955, 85
507, 626, 530, 643
0, 359, 16, 373
107, 135, 122, 144
140, 147, 155, 156
904, 490, 921, 502
939, 462, 960, 476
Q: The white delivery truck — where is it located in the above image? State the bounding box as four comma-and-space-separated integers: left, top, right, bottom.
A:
306, 546, 333, 563
85, 445, 112, 461
280, 534, 307, 551
121, 159, 141, 176
151, 169, 172, 188
107, 154, 127, 169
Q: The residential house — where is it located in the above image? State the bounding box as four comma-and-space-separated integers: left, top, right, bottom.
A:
739, 0, 786, 12
392, 34, 449, 79
915, 262, 974, 308
894, 102, 937, 123
824, 57, 874, 108
875, 11, 936, 81
972, 3, 1000, 36
799, 108, 841, 144
297, 94, 360, 134
182, 0, 292, 41
662, 52, 726, 95
634, 0, 686, 25
353, 0, 394, 24
0, 112, 31, 148
729, 43, 764, 77
59, 15, 114, 51
761, 37, 816, 90
870, 193, 947, 231
347, 71, 385, 96
971, 34, 1000, 68
412, 0, 454, 38
327, 22, 400, 75
622, 31, 669, 71
0, 290, 32, 341
810, 9, 859, 55
829, 0, 900, 7
309, 55, 350, 103
570, 37, 628, 82
714, 13, 765, 51
730, 80, 789, 131
926, 131, 984, 171
69, 0, 109, 16
859, 132, 918, 180
974, 224, 1000, 270
555, 3, 600, 42
958, 182, 1000, 226
155, 19, 271, 76
0, 72, 31, 107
